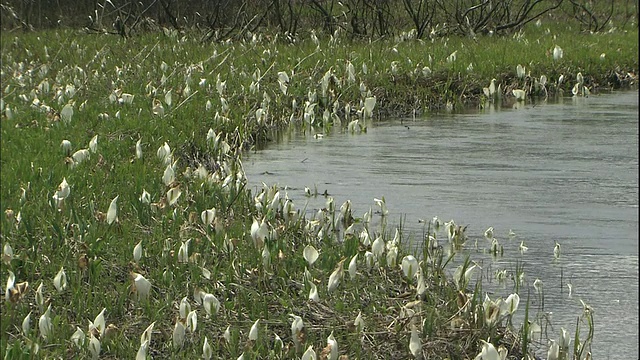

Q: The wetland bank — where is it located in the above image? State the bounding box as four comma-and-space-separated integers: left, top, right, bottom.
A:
1, 1, 639, 359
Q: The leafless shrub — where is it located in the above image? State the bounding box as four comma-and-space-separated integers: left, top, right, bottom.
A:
434, 0, 564, 37
565, 0, 614, 32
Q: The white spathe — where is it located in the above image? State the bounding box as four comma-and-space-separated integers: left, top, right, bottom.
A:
303, 244, 319, 267
401, 255, 419, 279
106, 195, 119, 224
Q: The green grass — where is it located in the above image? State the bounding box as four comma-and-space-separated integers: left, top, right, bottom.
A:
0, 22, 630, 359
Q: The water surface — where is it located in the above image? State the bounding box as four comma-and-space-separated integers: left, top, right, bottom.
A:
245, 92, 639, 359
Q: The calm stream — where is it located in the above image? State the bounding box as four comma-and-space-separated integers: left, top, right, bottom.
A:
244, 91, 639, 359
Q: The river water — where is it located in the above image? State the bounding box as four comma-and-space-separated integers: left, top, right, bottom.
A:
244, 91, 639, 359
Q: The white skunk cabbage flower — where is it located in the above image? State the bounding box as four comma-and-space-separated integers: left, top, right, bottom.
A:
203, 293, 220, 316
201, 266, 212, 280
106, 195, 119, 224
409, 323, 422, 358
53, 266, 67, 292
477, 340, 500, 360
249, 319, 260, 341
386, 245, 398, 267
554, 241, 561, 260
203, 336, 213, 360
401, 255, 419, 279
516, 64, 526, 79
325, 331, 338, 360
540, 75, 547, 87
484, 226, 494, 240
173, 319, 186, 349
136, 340, 149, 360
360, 228, 371, 245
559, 327, 571, 350
139, 189, 151, 205
348, 119, 360, 133
89, 135, 98, 153
416, 270, 427, 296
163, 164, 175, 186
61, 139, 72, 155
53, 178, 71, 205
88, 334, 101, 359
572, 83, 581, 96
512, 89, 526, 101
35, 282, 44, 311
498, 345, 508, 360
519, 241, 528, 254
327, 259, 345, 293
39, 304, 53, 340
179, 296, 191, 319
302, 345, 317, 360
262, 246, 271, 268
71, 326, 85, 348
136, 138, 143, 159
371, 236, 385, 261
187, 310, 197, 333
140, 321, 155, 346
194, 288, 206, 305
364, 251, 374, 270
132, 273, 152, 301
72, 149, 90, 167
453, 264, 476, 291
303, 244, 319, 267
133, 241, 143, 263
363, 96, 376, 119
216, 76, 226, 96
348, 253, 358, 280
201, 208, 216, 227
277, 72, 289, 95
193, 286, 207, 305
446, 50, 457, 63
309, 282, 319, 302
489, 79, 497, 96
251, 218, 269, 249
4, 106, 13, 120
5, 270, 15, 301
61, 103, 74, 123
206, 128, 216, 142
89, 307, 106, 338
553, 45, 563, 60
164, 90, 173, 107
166, 186, 182, 206
547, 339, 559, 360
501, 293, 520, 315
121, 93, 134, 104
22, 312, 32, 336
290, 314, 304, 352
346, 61, 356, 84
274, 333, 284, 354
354, 311, 364, 332
373, 197, 388, 216
156, 142, 171, 163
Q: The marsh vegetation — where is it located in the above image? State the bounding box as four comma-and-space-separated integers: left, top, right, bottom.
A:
1, 1, 638, 359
